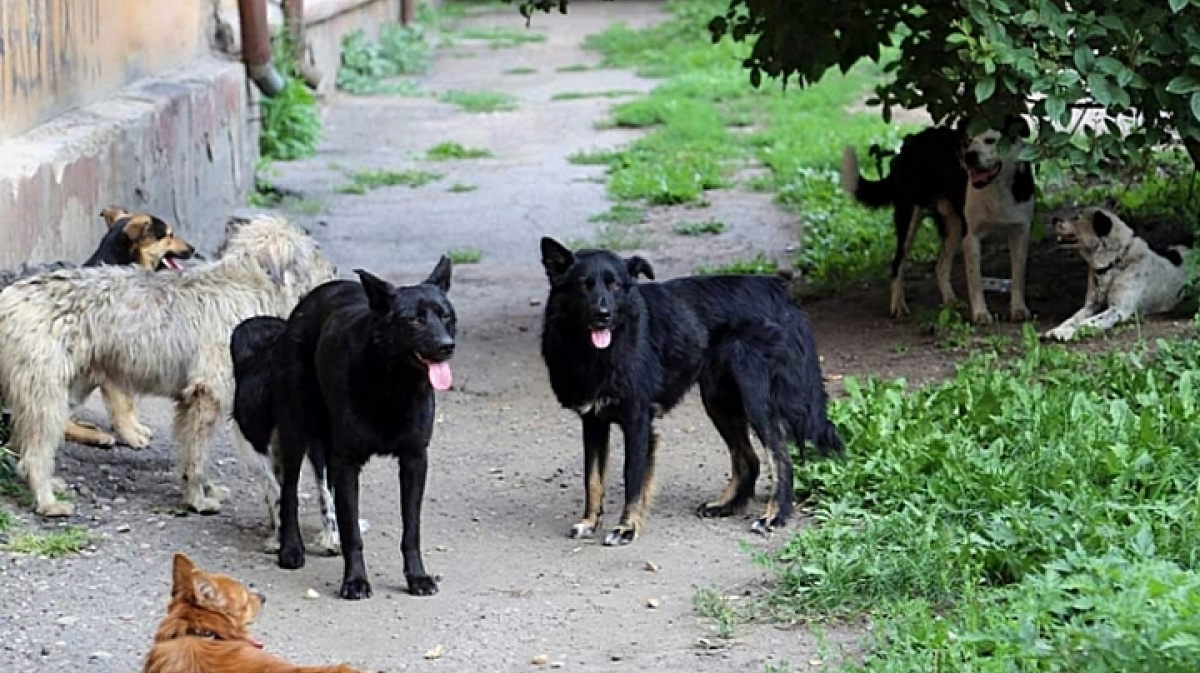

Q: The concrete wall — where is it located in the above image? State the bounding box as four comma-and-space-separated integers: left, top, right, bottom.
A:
0, 0, 212, 140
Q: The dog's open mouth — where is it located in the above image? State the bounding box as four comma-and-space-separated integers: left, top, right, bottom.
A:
588, 321, 612, 350
418, 356, 453, 391
158, 254, 185, 271
1055, 232, 1078, 246
968, 164, 1001, 188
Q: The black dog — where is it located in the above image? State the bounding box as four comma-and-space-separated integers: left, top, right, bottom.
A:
242, 258, 456, 600
539, 238, 843, 546
841, 125, 969, 318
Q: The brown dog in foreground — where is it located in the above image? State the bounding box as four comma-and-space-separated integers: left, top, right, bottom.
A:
144, 553, 369, 673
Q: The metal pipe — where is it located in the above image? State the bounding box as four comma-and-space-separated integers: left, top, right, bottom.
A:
237, 0, 286, 97
400, 0, 415, 25
282, 0, 323, 90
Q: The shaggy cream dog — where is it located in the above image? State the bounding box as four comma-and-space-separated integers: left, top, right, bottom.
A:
0, 214, 335, 517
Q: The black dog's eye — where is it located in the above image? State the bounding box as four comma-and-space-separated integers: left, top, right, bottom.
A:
410, 315, 426, 326
583, 277, 596, 290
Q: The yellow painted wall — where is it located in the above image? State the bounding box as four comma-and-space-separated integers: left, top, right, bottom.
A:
0, 0, 210, 139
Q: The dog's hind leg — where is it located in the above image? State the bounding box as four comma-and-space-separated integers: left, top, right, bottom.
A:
102, 384, 153, 449
276, 426, 309, 570
935, 202, 963, 307
1008, 224, 1033, 322
398, 452, 437, 597
570, 413, 610, 539
173, 384, 227, 514
889, 204, 923, 318
232, 425, 283, 553
605, 415, 657, 547
311, 451, 343, 556
11, 389, 75, 517
696, 379, 759, 519
963, 230, 993, 325
64, 418, 117, 448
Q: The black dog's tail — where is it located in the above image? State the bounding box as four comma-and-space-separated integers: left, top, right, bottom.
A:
230, 316, 288, 455
841, 146, 893, 208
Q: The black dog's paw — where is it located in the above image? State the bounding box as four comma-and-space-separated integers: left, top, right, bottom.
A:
602, 524, 637, 546
277, 545, 306, 570
406, 574, 439, 597
696, 501, 739, 518
751, 515, 787, 535
339, 576, 373, 600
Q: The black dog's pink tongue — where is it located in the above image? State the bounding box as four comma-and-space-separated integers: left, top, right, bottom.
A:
591, 329, 612, 349
427, 361, 453, 391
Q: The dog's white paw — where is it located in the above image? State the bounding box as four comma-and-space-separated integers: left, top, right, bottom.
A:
971, 309, 995, 326
38, 500, 75, 518
569, 521, 597, 539
1043, 327, 1074, 342
203, 483, 231, 503
50, 477, 69, 494
185, 488, 223, 515
315, 529, 341, 556
117, 421, 154, 449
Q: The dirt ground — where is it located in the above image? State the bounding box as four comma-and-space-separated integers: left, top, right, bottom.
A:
1, 2, 1193, 672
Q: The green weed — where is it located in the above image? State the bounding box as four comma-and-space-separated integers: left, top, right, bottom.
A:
337, 169, 442, 194
447, 247, 483, 264
697, 254, 777, 275
438, 90, 518, 113
766, 327, 1200, 671
447, 182, 478, 193
556, 64, 592, 73
503, 66, 537, 75
260, 30, 322, 162
337, 24, 432, 95
567, 149, 619, 166
551, 90, 640, 101
456, 25, 545, 49
425, 142, 493, 160
693, 586, 740, 639
4, 526, 90, 558
674, 218, 726, 236
588, 204, 646, 226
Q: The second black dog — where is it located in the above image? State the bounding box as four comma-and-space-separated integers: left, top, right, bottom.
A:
268, 257, 456, 599
539, 238, 843, 546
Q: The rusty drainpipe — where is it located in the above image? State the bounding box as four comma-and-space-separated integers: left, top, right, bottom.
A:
282, 0, 323, 89
400, 0, 415, 25
238, 0, 286, 97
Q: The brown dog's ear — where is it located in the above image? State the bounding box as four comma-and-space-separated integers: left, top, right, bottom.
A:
540, 237, 574, 284
355, 268, 395, 312
171, 553, 197, 599
626, 256, 655, 280
424, 255, 453, 294
1092, 210, 1113, 238
190, 573, 222, 609
100, 207, 129, 230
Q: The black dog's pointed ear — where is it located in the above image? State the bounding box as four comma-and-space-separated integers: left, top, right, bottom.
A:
1092, 210, 1113, 238
626, 255, 655, 280
424, 255, 453, 293
1004, 113, 1031, 139
355, 268, 394, 312
540, 237, 574, 283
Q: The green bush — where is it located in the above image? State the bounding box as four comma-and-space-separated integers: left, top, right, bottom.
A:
259, 30, 321, 162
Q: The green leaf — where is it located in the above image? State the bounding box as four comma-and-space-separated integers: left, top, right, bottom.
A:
1074, 46, 1096, 72
1191, 92, 1200, 122
1045, 96, 1067, 125
1169, 0, 1190, 12
1088, 74, 1127, 108
1166, 73, 1200, 94
975, 76, 996, 103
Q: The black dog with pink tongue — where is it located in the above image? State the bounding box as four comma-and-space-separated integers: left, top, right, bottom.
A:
272, 257, 456, 600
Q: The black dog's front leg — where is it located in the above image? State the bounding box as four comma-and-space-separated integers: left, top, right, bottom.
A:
604, 411, 657, 546
399, 452, 437, 596
331, 455, 371, 600
569, 413, 610, 539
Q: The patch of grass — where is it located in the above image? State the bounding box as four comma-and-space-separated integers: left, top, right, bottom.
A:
697, 254, 778, 275
4, 525, 90, 558
766, 328, 1200, 671
456, 25, 546, 49
693, 586, 740, 639
674, 218, 726, 236
556, 63, 592, 73
426, 141, 493, 160
447, 182, 478, 193
580, 0, 914, 280
503, 66, 537, 75
337, 169, 442, 194
337, 24, 432, 95
438, 90, 518, 113
447, 247, 483, 264
568, 224, 644, 252
567, 149, 620, 166
260, 30, 322, 162
550, 90, 641, 102
588, 204, 646, 226
914, 304, 975, 351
